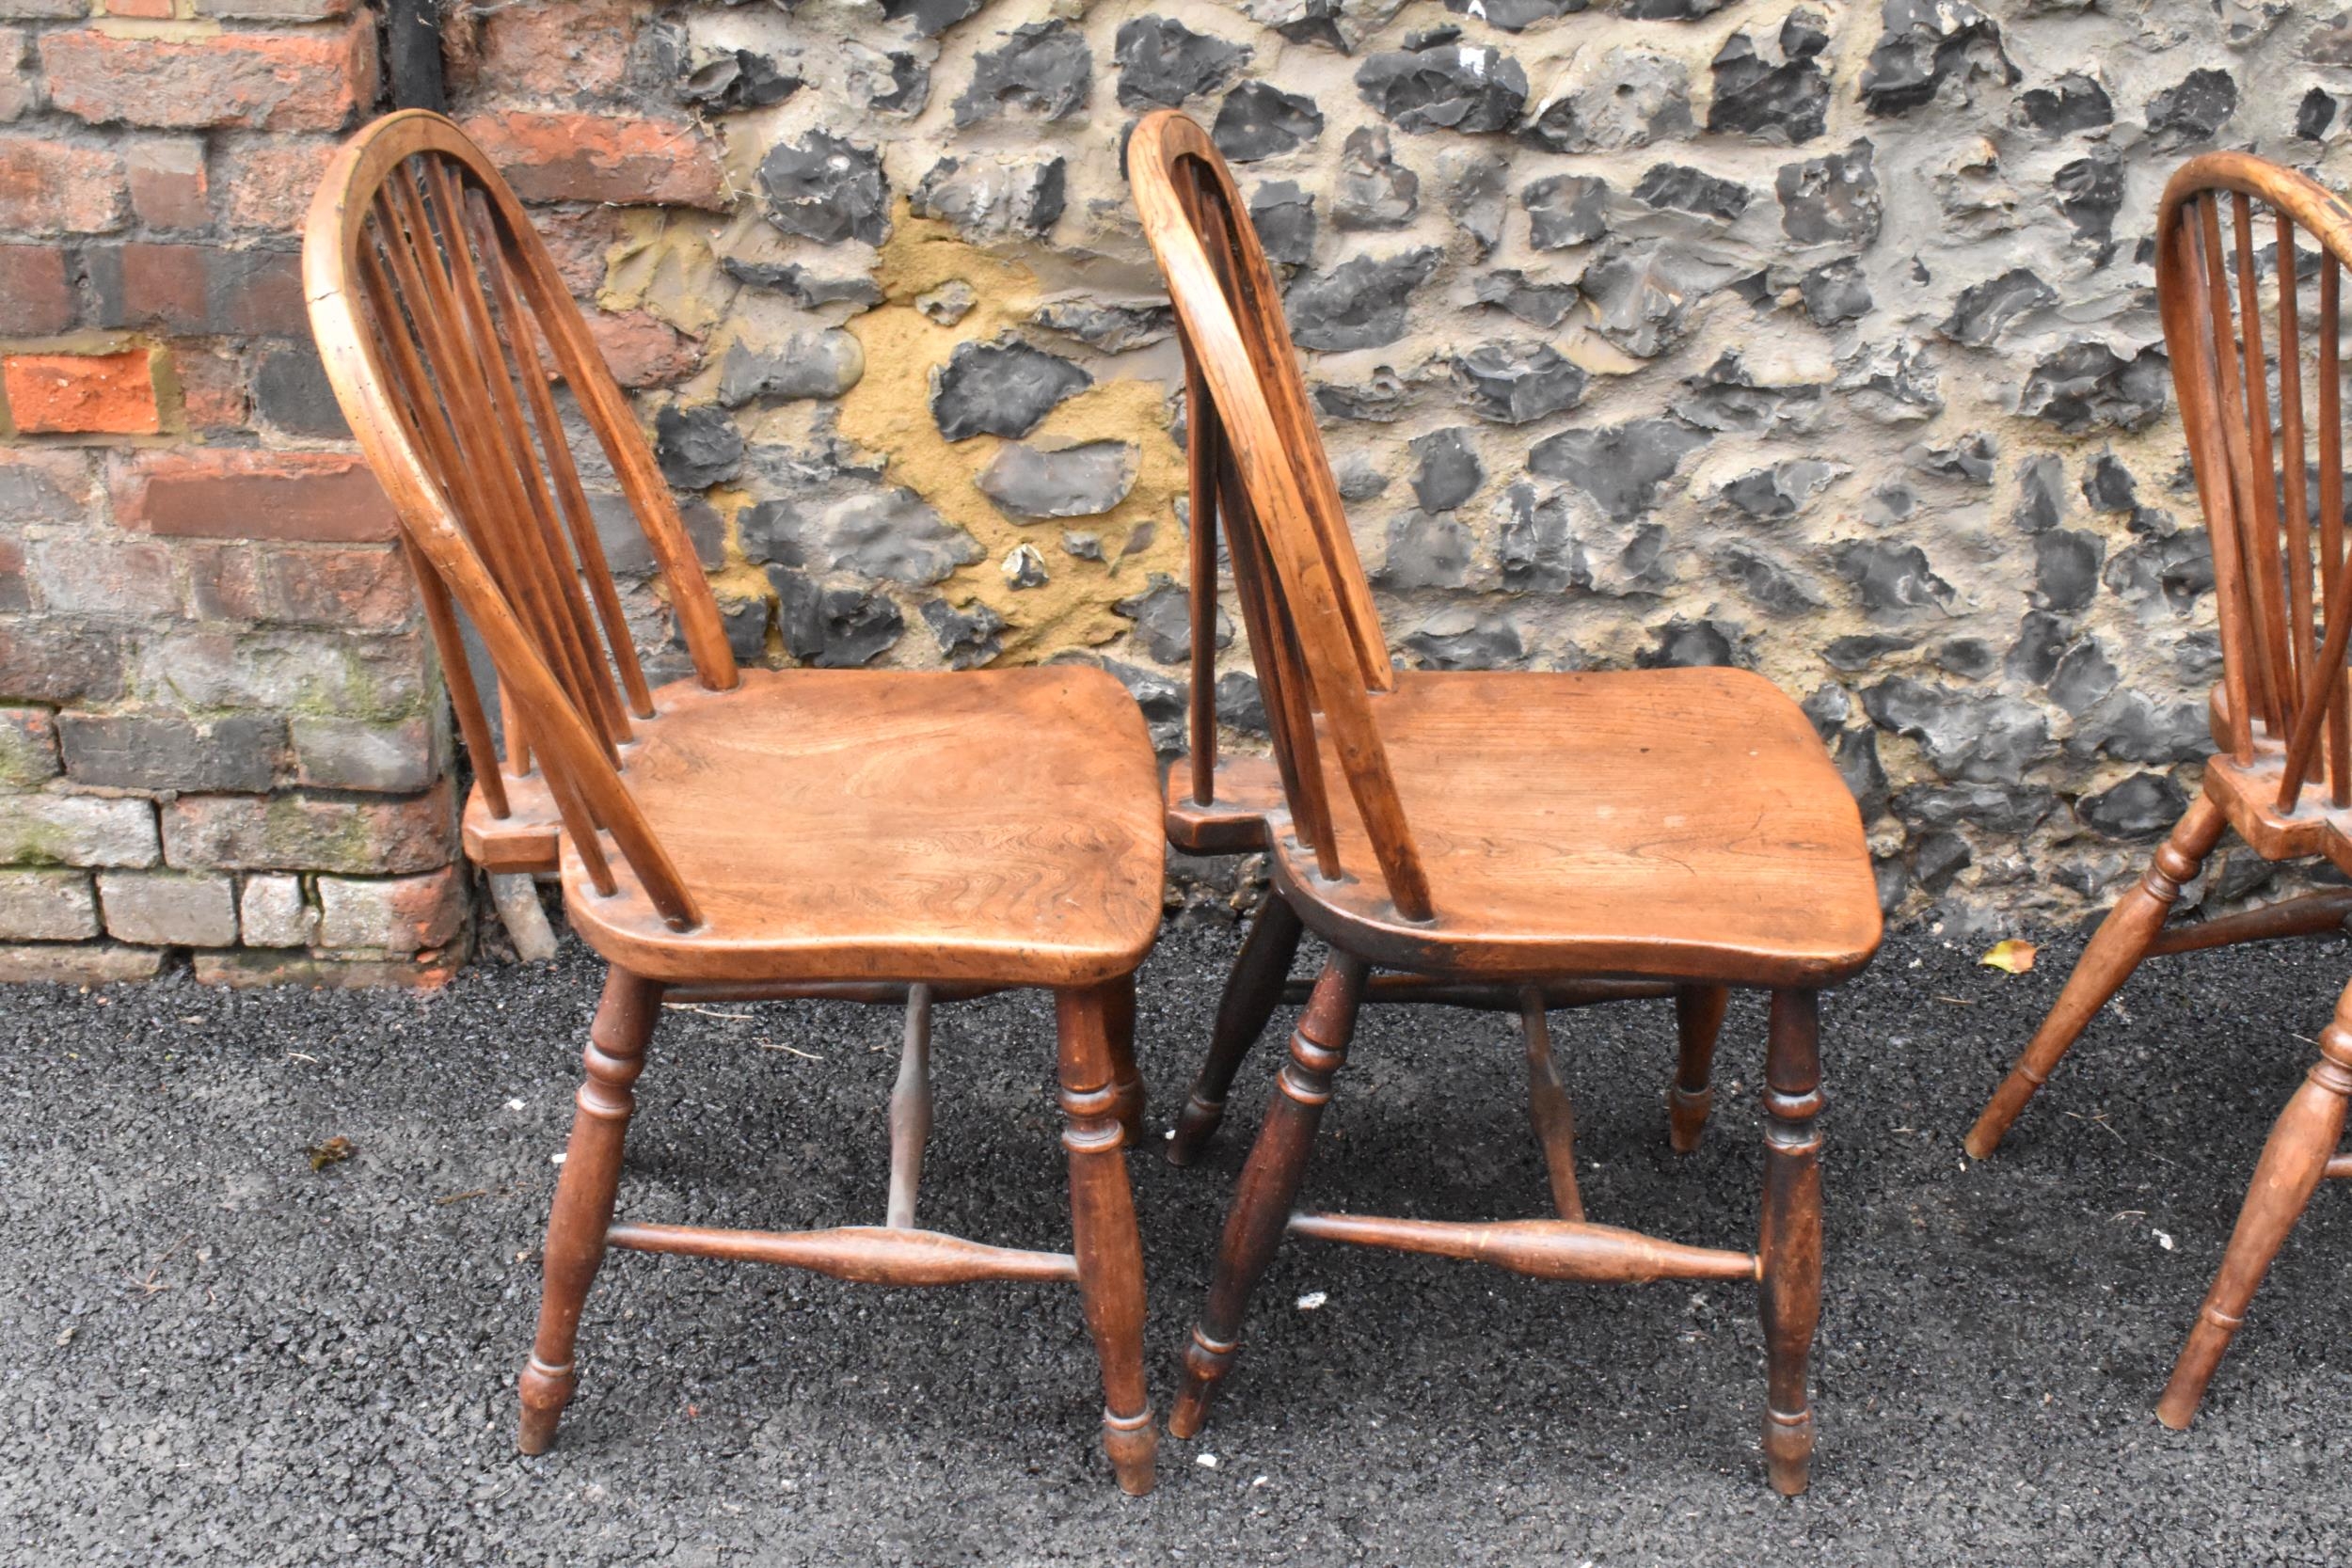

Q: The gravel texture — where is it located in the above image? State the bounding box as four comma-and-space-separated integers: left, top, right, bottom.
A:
4, 916, 2349, 1565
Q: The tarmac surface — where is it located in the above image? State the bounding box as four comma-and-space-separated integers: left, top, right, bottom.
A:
3, 913, 2348, 1565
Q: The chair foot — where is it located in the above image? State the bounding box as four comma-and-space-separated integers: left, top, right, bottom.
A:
1670, 984, 1729, 1154
1763, 1406, 1814, 1496
1102, 1406, 1159, 1496
516, 1356, 572, 1454
1168, 895, 1304, 1166
1964, 794, 2223, 1158
1167, 1328, 1236, 1439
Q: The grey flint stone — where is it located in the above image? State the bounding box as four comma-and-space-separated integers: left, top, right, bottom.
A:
2047, 638, 2119, 716
1407, 427, 1483, 512
1440, 150, 1508, 259
911, 156, 1066, 240
2147, 68, 2238, 149
1248, 182, 1318, 265
1824, 633, 1915, 673
1283, 247, 1443, 351
2013, 453, 2067, 533
1860, 0, 2017, 118
1523, 174, 1610, 249
672, 44, 801, 112
1355, 37, 1529, 134
742, 490, 983, 587
1100, 659, 1184, 753
1334, 127, 1419, 230
976, 441, 1138, 519
1674, 353, 1823, 435
2078, 771, 2188, 838
717, 331, 864, 406
2105, 533, 2214, 616
2055, 153, 2124, 243
1801, 258, 1872, 325
1939, 268, 2057, 347
1638, 618, 1742, 669
1452, 341, 1588, 424
1527, 420, 1709, 519
758, 132, 891, 245
719, 259, 882, 310
1519, 48, 1692, 153
654, 404, 743, 489
930, 338, 1091, 441
2033, 530, 2105, 612
2018, 342, 2169, 434
861, 49, 929, 115
1497, 484, 1584, 591
2019, 72, 2111, 134
1863, 676, 2056, 782
1836, 541, 1956, 615
1708, 10, 1832, 144
1214, 81, 1325, 160
1114, 16, 1248, 108
955, 21, 1091, 125
1776, 142, 1879, 245
1716, 459, 1842, 520
1445, 0, 1587, 34
1470, 270, 1581, 329
1031, 301, 1174, 353
1633, 164, 1749, 222
1216, 670, 1269, 735
880, 0, 981, 39
1580, 239, 1740, 358
1313, 368, 1412, 421
920, 598, 1006, 669
1114, 576, 1230, 663
1376, 513, 1473, 589
1405, 608, 1524, 670
918, 281, 977, 326
770, 569, 904, 668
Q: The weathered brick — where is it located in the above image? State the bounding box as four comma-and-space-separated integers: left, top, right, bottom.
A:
0, 621, 126, 704
42, 20, 376, 133
459, 112, 728, 208
0, 137, 128, 234
0, 868, 99, 940
182, 539, 262, 620
0, 246, 74, 335
193, 0, 352, 18
4, 351, 161, 435
290, 714, 433, 791
251, 342, 348, 437
0, 942, 164, 985
125, 136, 208, 229
237, 870, 312, 945
585, 309, 702, 388
0, 705, 60, 786
468, 0, 632, 98
106, 0, 175, 18
0, 29, 35, 123
194, 946, 455, 988
174, 345, 250, 429
531, 206, 626, 295
0, 532, 21, 612
26, 536, 179, 617
0, 792, 159, 866
57, 711, 285, 792
211, 136, 334, 230
135, 626, 427, 717
261, 544, 417, 628
0, 449, 94, 524
316, 865, 464, 953
97, 867, 237, 945
114, 451, 396, 542
0, 0, 88, 19
85, 242, 306, 336
162, 782, 454, 873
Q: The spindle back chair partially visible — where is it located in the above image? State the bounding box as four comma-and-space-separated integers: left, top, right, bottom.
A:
304, 109, 1168, 1494
1966, 152, 2352, 1429
1128, 110, 1884, 1496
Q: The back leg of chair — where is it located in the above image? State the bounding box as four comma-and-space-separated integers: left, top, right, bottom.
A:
1169, 950, 1366, 1439
518, 965, 661, 1453
2156, 975, 2352, 1428
1057, 979, 1157, 1496
1669, 984, 1731, 1154
1100, 971, 1147, 1145
1168, 894, 1304, 1165
1760, 989, 1824, 1496
1965, 793, 2227, 1158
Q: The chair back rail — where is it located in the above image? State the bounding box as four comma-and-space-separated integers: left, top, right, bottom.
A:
2158, 153, 2352, 813
305, 109, 739, 929
1131, 110, 1435, 921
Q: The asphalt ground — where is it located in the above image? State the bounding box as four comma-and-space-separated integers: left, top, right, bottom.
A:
2, 914, 2348, 1565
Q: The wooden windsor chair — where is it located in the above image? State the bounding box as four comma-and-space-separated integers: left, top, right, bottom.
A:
302, 110, 1166, 1494
1125, 110, 1883, 1496
1963, 152, 2352, 1428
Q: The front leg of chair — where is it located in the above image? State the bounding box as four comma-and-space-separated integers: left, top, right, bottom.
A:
2156, 979, 2352, 1429
1669, 984, 1731, 1154
1169, 951, 1366, 1440
1759, 989, 1823, 1496
1964, 794, 2225, 1159
1057, 979, 1157, 1496
1168, 894, 1305, 1165
518, 966, 661, 1454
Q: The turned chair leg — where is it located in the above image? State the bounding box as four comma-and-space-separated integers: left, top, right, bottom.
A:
1168, 951, 1367, 1440
1168, 894, 1305, 1166
1760, 989, 1824, 1497
1057, 978, 1158, 1496
1101, 971, 1147, 1146
2155, 977, 2352, 1429
1965, 794, 2226, 1159
1669, 984, 1731, 1154
518, 967, 661, 1454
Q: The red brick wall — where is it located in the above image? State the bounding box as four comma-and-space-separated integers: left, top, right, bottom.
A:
0, 0, 467, 985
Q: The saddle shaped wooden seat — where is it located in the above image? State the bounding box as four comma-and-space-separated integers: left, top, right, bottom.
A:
305, 109, 1161, 1494
561, 666, 1162, 988
1966, 152, 2352, 1431
1128, 109, 1882, 1495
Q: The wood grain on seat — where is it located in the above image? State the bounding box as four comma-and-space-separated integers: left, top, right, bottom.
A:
560, 666, 1166, 988
1271, 670, 1879, 988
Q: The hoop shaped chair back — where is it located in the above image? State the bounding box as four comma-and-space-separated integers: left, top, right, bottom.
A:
2157, 152, 2352, 815
304, 109, 738, 930
1128, 110, 1435, 921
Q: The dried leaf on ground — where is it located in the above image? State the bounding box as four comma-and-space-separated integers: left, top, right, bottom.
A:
1979, 939, 2037, 974
306, 1135, 355, 1172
